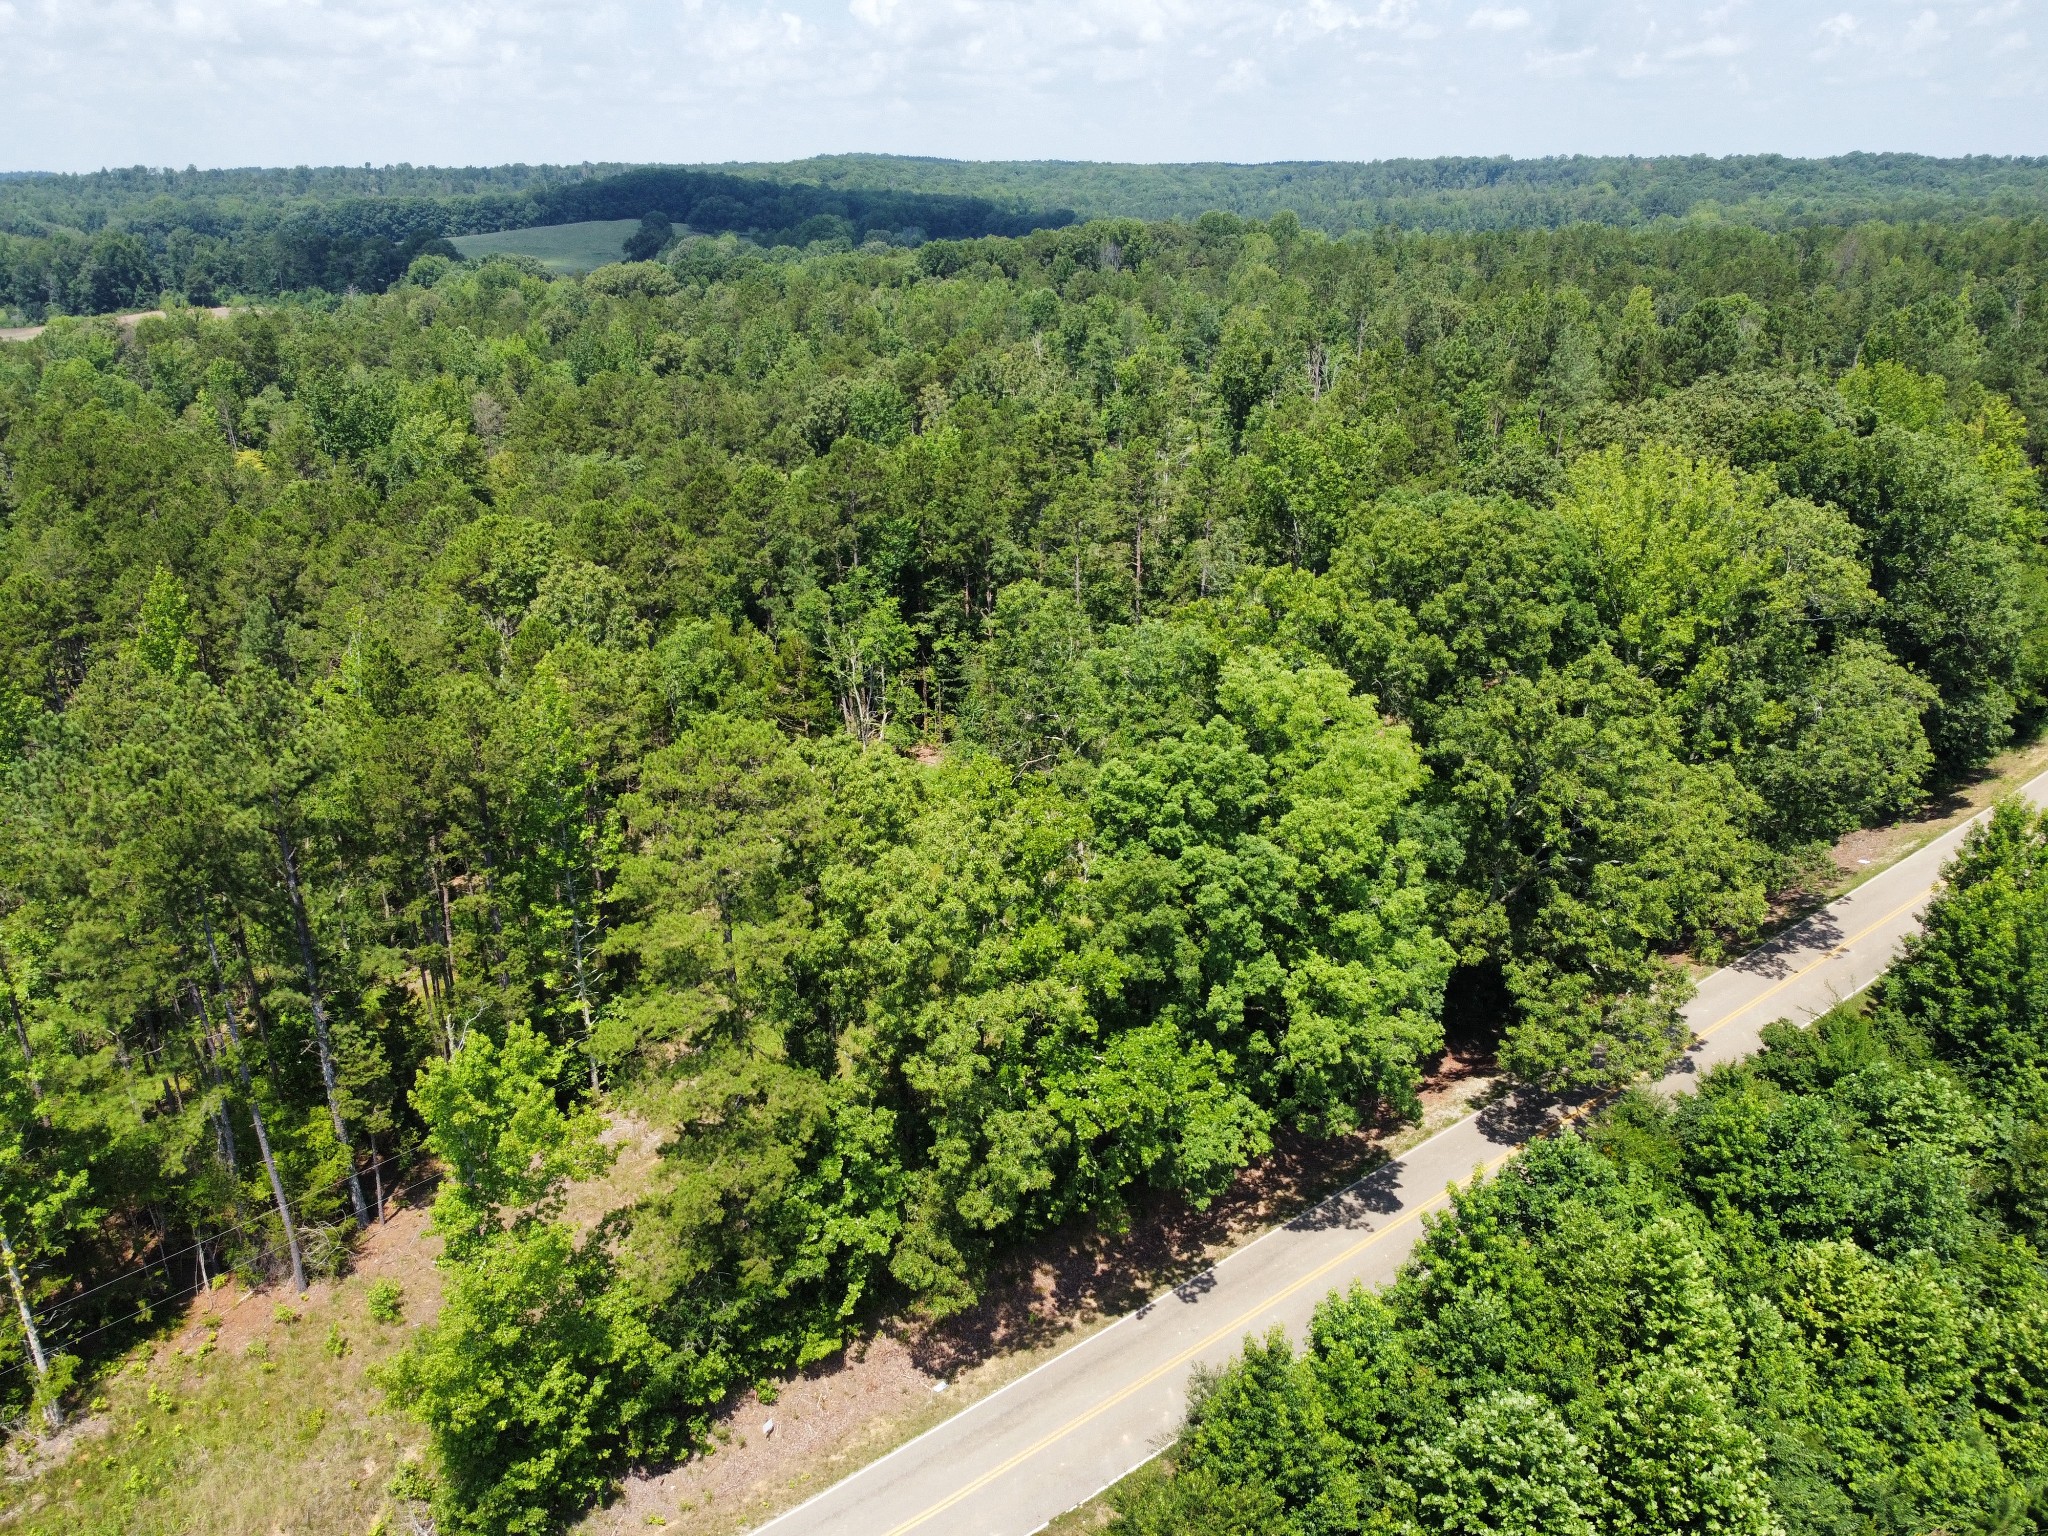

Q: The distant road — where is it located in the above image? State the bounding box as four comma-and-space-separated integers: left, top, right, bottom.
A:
0, 305, 233, 343
755, 768, 2048, 1536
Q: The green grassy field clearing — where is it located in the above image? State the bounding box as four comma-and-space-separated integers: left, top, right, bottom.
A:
447, 219, 639, 273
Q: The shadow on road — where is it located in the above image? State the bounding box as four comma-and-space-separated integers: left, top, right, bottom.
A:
899, 1053, 1494, 1381
1284, 1161, 1404, 1233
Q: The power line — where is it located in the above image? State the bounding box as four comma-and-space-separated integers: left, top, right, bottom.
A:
0, 1165, 444, 1391
36, 1153, 425, 1321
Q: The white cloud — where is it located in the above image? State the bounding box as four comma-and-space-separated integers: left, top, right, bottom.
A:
0, 0, 2035, 171
1666, 32, 1745, 58
1903, 8, 1951, 48
1218, 55, 1266, 89
1529, 42, 1597, 72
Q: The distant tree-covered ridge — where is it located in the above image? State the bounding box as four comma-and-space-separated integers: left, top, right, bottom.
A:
0, 163, 1074, 321
740, 151, 2048, 232
1, 206, 2045, 1531
10, 152, 2048, 323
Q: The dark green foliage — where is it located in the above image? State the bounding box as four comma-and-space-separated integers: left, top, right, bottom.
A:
1877, 802, 2048, 1109
1, 204, 2045, 1530
0, 164, 1072, 320
1127, 961, 2048, 1536
725, 152, 2048, 233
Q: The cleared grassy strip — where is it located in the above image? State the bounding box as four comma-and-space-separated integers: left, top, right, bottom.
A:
448, 219, 639, 274
0, 1213, 434, 1536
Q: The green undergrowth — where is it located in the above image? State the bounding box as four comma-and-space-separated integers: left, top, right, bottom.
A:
0, 1266, 429, 1536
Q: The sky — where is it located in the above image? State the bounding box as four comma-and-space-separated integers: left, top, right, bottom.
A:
0, 0, 2041, 173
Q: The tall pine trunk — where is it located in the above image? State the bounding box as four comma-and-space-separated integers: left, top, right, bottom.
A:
186, 981, 244, 1189
1, 1221, 58, 1430
204, 917, 306, 1293
0, 950, 41, 1111
559, 859, 600, 1093
274, 823, 370, 1229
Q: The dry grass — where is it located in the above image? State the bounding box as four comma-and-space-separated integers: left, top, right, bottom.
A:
0, 1203, 438, 1536
0, 1116, 667, 1536
1829, 731, 2048, 887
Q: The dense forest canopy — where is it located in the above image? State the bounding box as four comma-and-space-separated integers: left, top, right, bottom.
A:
739, 152, 2048, 232
1121, 802, 2048, 1536
11, 153, 2048, 323
0, 203, 2045, 1532
0, 163, 1073, 321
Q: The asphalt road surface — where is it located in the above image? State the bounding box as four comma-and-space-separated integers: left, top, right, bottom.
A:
756, 769, 2048, 1536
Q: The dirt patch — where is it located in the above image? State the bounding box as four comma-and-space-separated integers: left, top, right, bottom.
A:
1829, 732, 2048, 881
564, 1113, 665, 1235
578, 1050, 1497, 1536
0, 1409, 113, 1484
150, 1111, 658, 1365
0, 306, 235, 345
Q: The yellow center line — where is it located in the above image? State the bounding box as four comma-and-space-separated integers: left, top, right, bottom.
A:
878, 877, 1946, 1536
1692, 882, 1936, 1043
878, 1140, 1521, 1536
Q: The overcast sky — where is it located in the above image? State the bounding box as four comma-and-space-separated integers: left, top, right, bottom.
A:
1, 0, 2039, 173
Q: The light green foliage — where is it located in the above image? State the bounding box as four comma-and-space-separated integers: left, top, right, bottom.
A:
410, 1021, 609, 1255
1841, 360, 1951, 433
365, 1279, 404, 1324
1179, 1333, 1360, 1536
134, 565, 198, 677
1597, 1365, 1782, 1536
2, 204, 2045, 1532
1401, 1390, 1603, 1536
448, 221, 642, 275
380, 1222, 695, 1536
1090, 651, 1452, 1130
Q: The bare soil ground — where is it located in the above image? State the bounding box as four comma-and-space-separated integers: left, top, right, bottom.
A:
0, 1115, 667, 1534
1827, 733, 2048, 887
0, 306, 233, 344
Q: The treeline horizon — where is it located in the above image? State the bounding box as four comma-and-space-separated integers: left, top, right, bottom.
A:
2, 203, 2045, 1532
741, 150, 2048, 232
11, 152, 2048, 325
0, 162, 1076, 321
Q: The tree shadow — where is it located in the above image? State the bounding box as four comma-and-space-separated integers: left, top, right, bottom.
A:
1475, 1082, 1562, 1144
901, 1051, 1496, 1382
1728, 904, 1847, 980
1282, 1159, 1406, 1233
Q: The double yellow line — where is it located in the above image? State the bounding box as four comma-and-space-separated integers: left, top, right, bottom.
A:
876, 877, 1941, 1536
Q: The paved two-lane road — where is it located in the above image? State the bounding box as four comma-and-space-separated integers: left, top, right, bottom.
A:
758, 770, 2048, 1536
